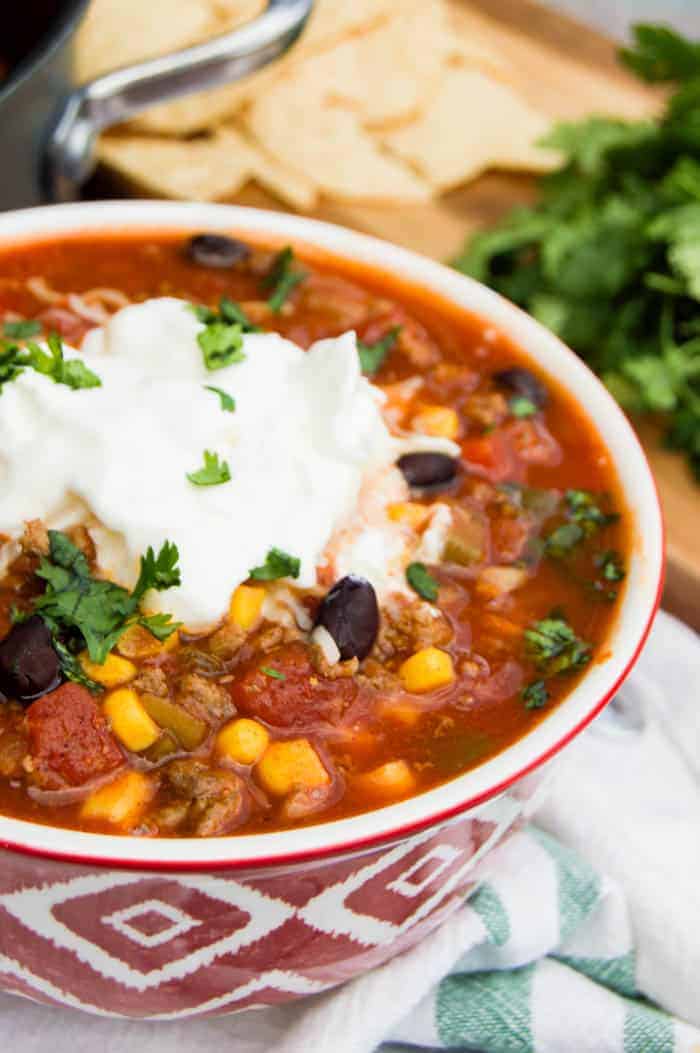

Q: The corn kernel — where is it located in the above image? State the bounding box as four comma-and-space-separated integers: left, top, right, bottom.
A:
412, 404, 459, 440
81, 771, 154, 827
387, 501, 430, 531
217, 718, 270, 766
229, 584, 265, 630
256, 739, 329, 797
354, 760, 417, 799
399, 647, 455, 694
379, 699, 422, 726
103, 688, 160, 751
80, 651, 136, 688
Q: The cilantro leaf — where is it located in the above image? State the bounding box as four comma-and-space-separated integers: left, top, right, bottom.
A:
197, 322, 245, 371
132, 540, 181, 600
544, 490, 617, 560
191, 297, 259, 333
522, 679, 549, 709
186, 450, 231, 486
3, 319, 41, 340
595, 549, 626, 583
32, 531, 181, 666
406, 561, 439, 602
263, 247, 307, 313
27, 332, 101, 390
509, 395, 538, 418
357, 326, 401, 375
204, 385, 235, 413
565, 490, 617, 533
219, 297, 260, 332
620, 24, 700, 83
524, 616, 591, 676
260, 665, 286, 681
249, 547, 301, 581
0, 332, 101, 393
544, 522, 584, 558
0, 344, 27, 389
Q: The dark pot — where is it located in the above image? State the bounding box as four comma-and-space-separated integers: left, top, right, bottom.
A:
0, 0, 88, 210
0, 0, 312, 211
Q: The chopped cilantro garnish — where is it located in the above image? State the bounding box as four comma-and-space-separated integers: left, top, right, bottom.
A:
263, 247, 307, 313
219, 297, 260, 332
509, 395, 538, 418
204, 385, 235, 413
197, 322, 245, 371
186, 450, 231, 486
522, 679, 549, 709
249, 547, 301, 581
0, 332, 101, 393
406, 561, 439, 602
357, 326, 401, 375
0, 344, 27, 389
27, 333, 101, 390
524, 615, 591, 676
596, 549, 626, 582
565, 490, 617, 533
544, 490, 617, 559
192, 297, 260, 333
3, 319, 41, 340
261, 665, 286, 681
33, 531, 181, 669
544, 522, 584, 558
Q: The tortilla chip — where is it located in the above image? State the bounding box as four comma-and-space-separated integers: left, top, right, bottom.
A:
96, 128, 316, 208
382, 69, 559, 192
74, 0, 220, 82
125, 0, 406, 136
286, 2, 459, 130
246, 79, 430, 204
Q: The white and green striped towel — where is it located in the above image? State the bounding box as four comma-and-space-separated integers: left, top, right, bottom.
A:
3, 611, 699, 1053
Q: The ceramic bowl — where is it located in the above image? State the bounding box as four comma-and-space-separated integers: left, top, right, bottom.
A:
0, 201, 664, 1018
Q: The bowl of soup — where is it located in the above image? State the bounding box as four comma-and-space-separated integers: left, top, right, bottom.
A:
0, 200, 663, 1018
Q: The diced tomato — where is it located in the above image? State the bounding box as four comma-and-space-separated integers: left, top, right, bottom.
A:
358, 309, 404, 348
491, 517, 533, 564
230, 642, 357, 730
504, 420, 562, 467
460, 432, 521, 484
27, 683, 124, 790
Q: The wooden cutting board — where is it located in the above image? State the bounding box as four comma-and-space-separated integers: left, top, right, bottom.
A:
233, 0, 697, 628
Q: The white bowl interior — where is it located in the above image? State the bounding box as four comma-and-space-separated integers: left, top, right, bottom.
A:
0, 201, 664, 869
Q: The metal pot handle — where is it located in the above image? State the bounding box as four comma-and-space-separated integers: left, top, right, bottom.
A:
42, 0, 313, 203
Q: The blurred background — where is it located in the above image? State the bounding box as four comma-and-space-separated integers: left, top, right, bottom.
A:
545, 0, 700, 38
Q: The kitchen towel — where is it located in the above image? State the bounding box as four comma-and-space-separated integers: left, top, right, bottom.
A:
2, 609, 699, 1053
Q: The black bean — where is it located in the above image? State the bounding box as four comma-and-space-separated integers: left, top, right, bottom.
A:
397, 451, 458, 491
315, 576, 379, 662
0, 615, 62, 704
186, 233, 251, 269
493, 367, 548, 408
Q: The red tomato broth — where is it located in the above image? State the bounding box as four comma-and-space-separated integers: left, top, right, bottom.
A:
0, 232, 630, 837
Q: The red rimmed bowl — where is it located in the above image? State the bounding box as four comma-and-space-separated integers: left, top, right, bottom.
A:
0, 201, 664, 1019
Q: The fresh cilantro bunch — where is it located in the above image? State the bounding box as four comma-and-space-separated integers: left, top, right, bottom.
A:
33, 531, 181, 675
454, 24, 700, 479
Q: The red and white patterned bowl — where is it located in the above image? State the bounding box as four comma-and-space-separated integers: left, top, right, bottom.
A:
0, 202, 664, 1019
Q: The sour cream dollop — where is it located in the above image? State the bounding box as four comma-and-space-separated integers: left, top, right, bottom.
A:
0, 298, 456, 626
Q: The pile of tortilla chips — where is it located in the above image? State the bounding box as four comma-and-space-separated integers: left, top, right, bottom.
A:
79, 0, 559, 208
